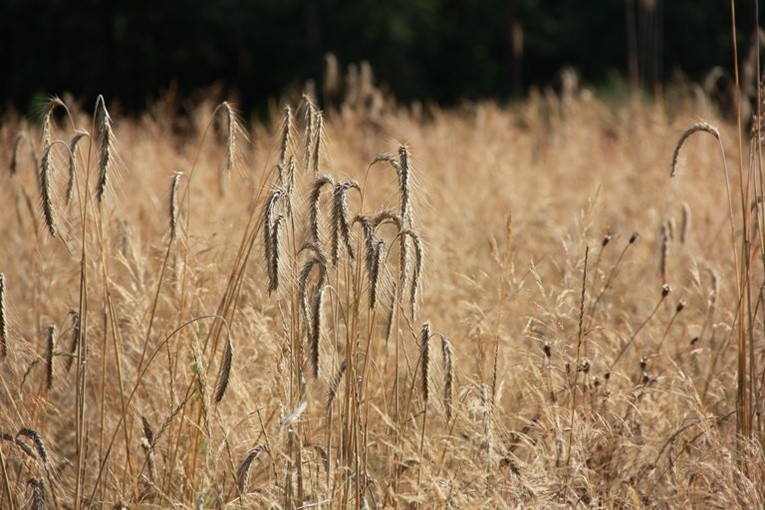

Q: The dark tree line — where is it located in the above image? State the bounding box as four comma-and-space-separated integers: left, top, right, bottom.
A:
0, 0, 758, 116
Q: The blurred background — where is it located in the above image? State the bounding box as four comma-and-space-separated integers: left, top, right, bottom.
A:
0, 0, 760, 116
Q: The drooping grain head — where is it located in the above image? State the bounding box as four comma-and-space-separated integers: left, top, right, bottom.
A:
40, 144, 57, 238
680, 201, 691, 244
331, 181, 360, 265
312, 111, 324, 177
263, 189, 282, 293
370, 240, 385, 309
310, 286, 325, 379
669, 121, 721, 177
41, 97, 67, 150
214, 338, 233, 404
17, 428, 48, 464
237, 444, 265, 493
95, 95, 115, 203
65, 309, 80, 372
309, 176, 335, 244
66, 131, 88, 206
403, 229, 424, 319
46, 324, 56, 390
0, 273, 7, 358
269, 215, 284, 293
169, 172, 184, 240
441, 336, 454, 421
420, 322, 431, 403
398, 145, 412, 226
279, 105, 293, 168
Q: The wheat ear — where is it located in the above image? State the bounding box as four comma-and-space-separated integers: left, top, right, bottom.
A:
237, 444, 265, 492
39, 143, 57, 237
169, 172, 184, 240
310, 286, 325, 379
312, 111, 323, 177
420, 322, 430, 402
278, 105, 293, 167
264, 190, 282, 293
46, 324, 55, 390
309, 175, 335, 244
441, 336, 454, 421
331, 181, 360, 265
0, 274, 7, 358
95, 95, 114, 203
669, 122, 720, 177
66, 131, 88, 206
65, 309, 80, 371
214, 337, 233, 404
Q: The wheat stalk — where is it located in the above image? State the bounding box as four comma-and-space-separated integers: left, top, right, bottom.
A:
669, 121, 721, 177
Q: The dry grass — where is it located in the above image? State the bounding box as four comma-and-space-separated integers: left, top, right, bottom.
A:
0, 88, 764, 509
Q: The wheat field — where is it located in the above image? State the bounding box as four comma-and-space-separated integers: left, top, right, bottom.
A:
0, 86, 763, 509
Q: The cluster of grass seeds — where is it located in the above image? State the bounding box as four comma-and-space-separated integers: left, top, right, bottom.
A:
0, 85, 763, 509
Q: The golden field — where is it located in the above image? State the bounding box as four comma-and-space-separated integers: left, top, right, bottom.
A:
0, 87, 763, 508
